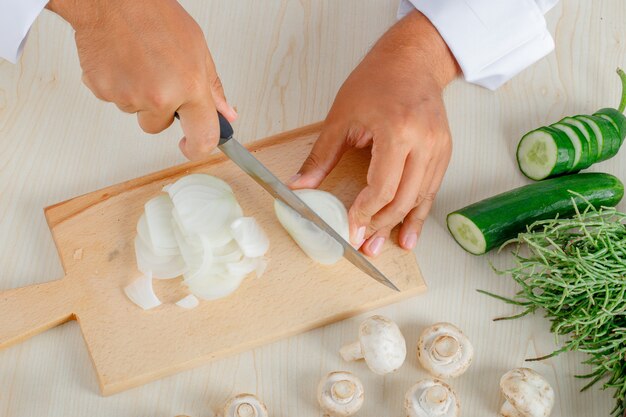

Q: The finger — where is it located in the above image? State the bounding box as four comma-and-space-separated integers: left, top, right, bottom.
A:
399, 156, 449, 249
137, 110, 176, 134
177, 97, 220, 161
348, 136, 409, 245
289, 124, 349, 189
360, 226, 392, 258
365, 150, 430, 237
205, 54, 238, 122
116, 102, 139, 114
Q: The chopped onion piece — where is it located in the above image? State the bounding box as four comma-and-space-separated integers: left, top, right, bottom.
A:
255, 257, 268, 279
144, 194, 179, 251
124, 272, 161, 310
230, 217, 270, 257
226, 256, 259, 277
274, 189, 348, 265
134, 236, 187, 279
175, 294, 200, 309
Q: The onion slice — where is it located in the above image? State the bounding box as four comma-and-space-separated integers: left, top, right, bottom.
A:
274, 189, 348, 265
175, 294, 200, 309
124, 272, 162, 310
230, 217, 270, 258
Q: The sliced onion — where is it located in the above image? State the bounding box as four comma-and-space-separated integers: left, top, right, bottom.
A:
134, 236, 188, 279
230, 217, 270, 258
124, 272, 161, 310
175, 294, 199, 309
274, 189, 348, 265
144, 194, 179, 251
133, 173, 271, 306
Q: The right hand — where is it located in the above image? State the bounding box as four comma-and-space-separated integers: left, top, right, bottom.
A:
46, 0, 236, 160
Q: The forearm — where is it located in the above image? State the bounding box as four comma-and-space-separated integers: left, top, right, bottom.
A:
372, 10, 460, 90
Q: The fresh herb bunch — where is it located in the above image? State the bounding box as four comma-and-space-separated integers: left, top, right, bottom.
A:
480, 197, 626, 416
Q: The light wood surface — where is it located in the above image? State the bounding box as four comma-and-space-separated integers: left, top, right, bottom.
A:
0, 124, 424, 396
0, 0, 624, 416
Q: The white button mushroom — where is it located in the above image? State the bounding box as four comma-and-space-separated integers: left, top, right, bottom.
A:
339, 315, 407, 375
317, 371, 364, 417
217, 394, 268, 417
405, 378, 460, 417
499, 368, 554, 417
417, 322, 473, 379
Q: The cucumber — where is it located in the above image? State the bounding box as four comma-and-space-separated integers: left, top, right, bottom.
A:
551, 122, 591, 170
577, 115, 621, 161
559, 117, 599, 163
594, 108, 626, 144
516, 127, 575, 180
447, 173, 624, 255
516, 69, 626, 180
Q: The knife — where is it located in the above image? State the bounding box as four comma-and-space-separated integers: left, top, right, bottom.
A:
208, 112, 399, 291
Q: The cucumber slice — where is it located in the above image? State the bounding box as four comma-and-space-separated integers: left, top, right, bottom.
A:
594, 108, 626, 144
447, 173, 624, 255
551, 122, 590, 170
559, 116, 598, 163
578, 115, 620, 161
516, 127, 575, 181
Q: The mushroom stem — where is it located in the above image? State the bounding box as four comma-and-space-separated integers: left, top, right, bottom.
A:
420, 385, 450, 414
331, 379, 357, 403
235, 403, 257, 417
339, 341, 363, 362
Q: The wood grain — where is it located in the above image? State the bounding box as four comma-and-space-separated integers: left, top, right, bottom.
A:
0, 124, 425, 395
0, 0, 624, 416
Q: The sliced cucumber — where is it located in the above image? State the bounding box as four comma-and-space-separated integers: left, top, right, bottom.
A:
447, 173, 624, 255
551, 122, 590, 170
559, 116, 598, 163
594, 108, 626, 144
516, 127, 575, 181
577, 115, 621, 161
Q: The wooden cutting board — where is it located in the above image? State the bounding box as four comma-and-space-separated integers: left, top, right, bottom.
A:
0, 122, 426, 395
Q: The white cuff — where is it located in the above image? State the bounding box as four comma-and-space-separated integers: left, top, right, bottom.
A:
0, 0, 50, 63
399, 0, 558, 90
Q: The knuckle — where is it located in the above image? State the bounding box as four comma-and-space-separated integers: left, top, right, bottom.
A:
211, 76, 224, 92
146, 90, 172, 111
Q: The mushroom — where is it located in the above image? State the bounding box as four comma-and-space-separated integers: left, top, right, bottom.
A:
339, 315, 406, 374
217, 394, 268, 417
417, 322, 473, 379
317, 371, 364, 417
404, 378, 460, 417
499, 368, 554, 417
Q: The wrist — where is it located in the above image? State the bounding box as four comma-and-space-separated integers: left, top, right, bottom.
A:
373, 10, 460, 90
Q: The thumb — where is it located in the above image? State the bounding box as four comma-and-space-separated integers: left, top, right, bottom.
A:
206, 54, 238, 122
289, 125, 347, 189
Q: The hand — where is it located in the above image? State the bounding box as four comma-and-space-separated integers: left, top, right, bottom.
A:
46, 0, 237, 160
290, 10, 460, 256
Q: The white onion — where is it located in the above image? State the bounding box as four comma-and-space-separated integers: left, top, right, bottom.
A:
175, 294, 200, 309
274, 189, 348, 265
132, 174, 270, 307
124, 272, 161, 310
230, 217, 270, 258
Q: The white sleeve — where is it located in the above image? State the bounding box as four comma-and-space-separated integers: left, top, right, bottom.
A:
398, 0, 559, 90
0, 0, 50, 64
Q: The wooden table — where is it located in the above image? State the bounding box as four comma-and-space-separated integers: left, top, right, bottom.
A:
0, 1, 622, 415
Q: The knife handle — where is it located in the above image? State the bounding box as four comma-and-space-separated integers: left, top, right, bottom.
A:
173, 111, 234, 145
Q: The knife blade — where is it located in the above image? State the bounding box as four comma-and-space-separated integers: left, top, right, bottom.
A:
214, 113, 400, 292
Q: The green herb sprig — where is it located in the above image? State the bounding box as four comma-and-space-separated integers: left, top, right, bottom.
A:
480, 197, 626, 416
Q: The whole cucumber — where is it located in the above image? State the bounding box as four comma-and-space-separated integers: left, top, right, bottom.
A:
447, 173, 624, 255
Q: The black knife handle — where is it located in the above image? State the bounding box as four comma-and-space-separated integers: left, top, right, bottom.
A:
173, 111, 233, 145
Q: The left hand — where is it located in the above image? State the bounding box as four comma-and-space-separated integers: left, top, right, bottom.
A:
290, 10, 460, 256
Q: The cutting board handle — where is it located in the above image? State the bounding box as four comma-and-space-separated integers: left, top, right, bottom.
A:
0, 278, 76, 349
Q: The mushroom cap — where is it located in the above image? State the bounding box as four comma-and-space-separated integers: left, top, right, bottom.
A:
404, 378, 460, 417
317, 371, 364, 417
220, 394, 268, 417
417, 322, 473, 379
359, 315, 407, 374
500, 368, 554, 417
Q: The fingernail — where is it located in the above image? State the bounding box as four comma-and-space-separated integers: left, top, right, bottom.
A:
403, 233, 418, 250
288, 173, 301, 185
370, 237, 385, 256
353, 226, 366, 246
